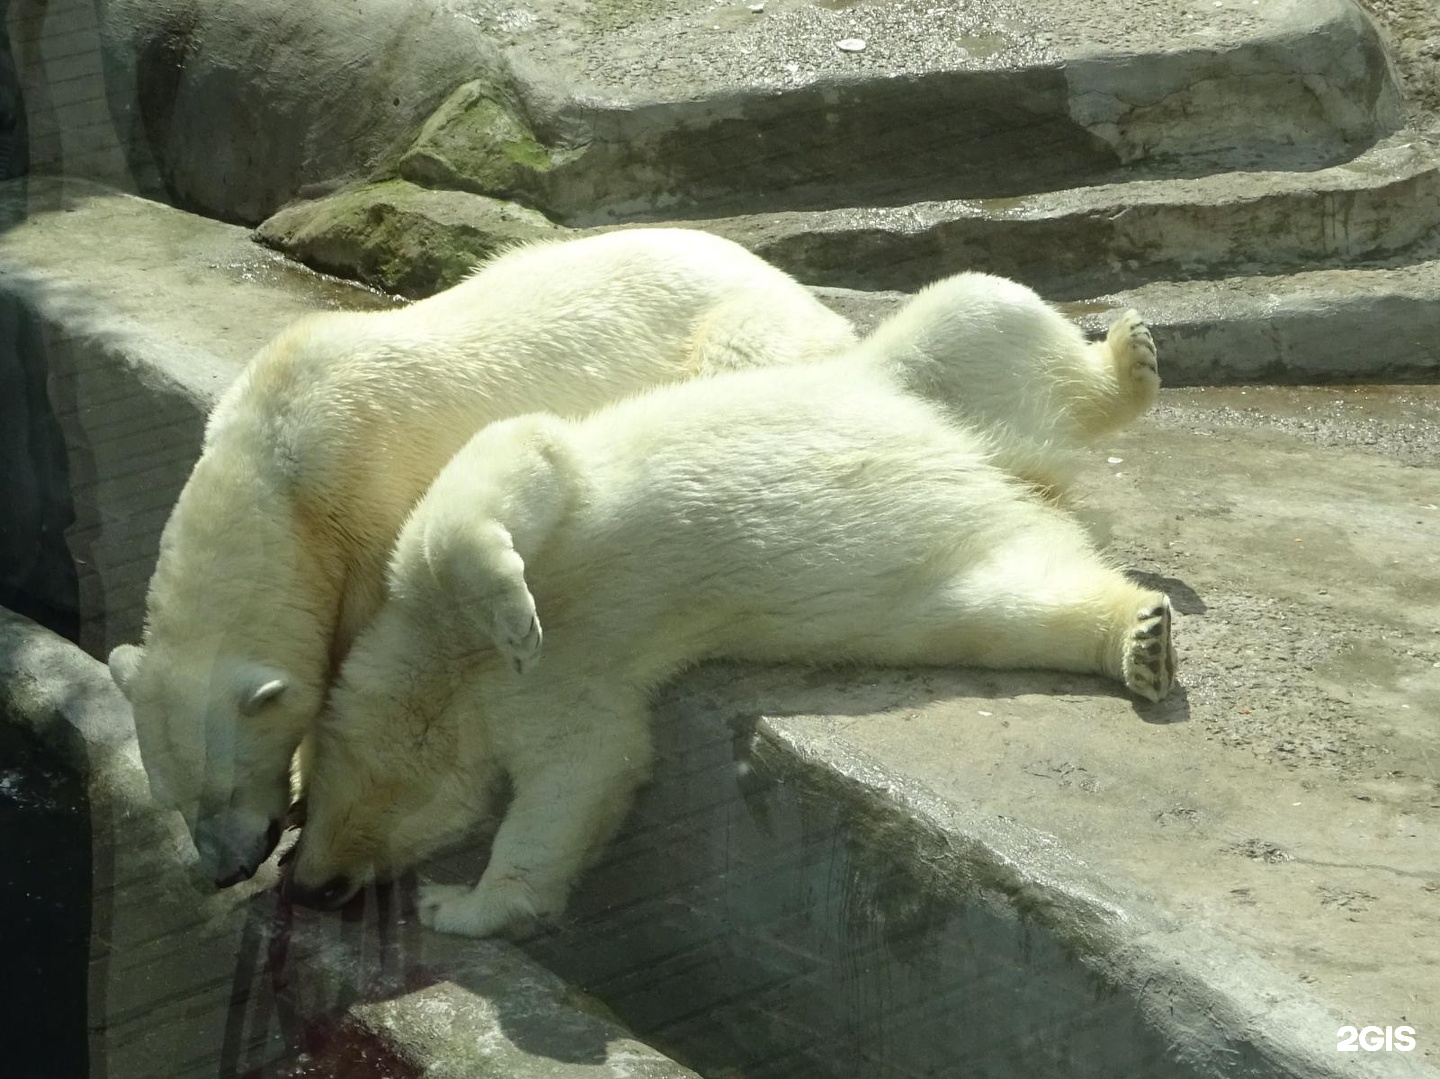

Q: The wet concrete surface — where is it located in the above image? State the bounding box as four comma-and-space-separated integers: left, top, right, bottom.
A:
752, 381, 1440, 1066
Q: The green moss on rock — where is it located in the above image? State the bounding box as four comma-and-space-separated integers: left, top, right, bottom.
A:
254, 179, 566, 298
398, 81, 582, 210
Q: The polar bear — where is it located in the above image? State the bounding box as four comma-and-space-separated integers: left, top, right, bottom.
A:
104, 228, 858, 888
288, 272, 1173, 936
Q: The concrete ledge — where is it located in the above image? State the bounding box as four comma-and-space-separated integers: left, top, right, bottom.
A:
0, 177, 393, 653
0, 606, 700, 1079
700, 136, 1440, 298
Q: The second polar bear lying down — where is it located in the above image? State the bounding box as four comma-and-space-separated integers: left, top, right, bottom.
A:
290, 272, 1174, 936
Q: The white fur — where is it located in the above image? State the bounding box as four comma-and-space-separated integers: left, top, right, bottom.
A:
106, 229, 857, 884
292, 272, 1172, 937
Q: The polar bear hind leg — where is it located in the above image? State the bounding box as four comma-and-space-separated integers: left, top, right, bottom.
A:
1075, 309, 1161, 440
418, 690, 653, 937
396, 414, 577, 674
896, 522, 1177, 701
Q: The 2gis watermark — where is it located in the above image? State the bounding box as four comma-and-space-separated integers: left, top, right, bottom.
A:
1337, 1026, 1417, 1053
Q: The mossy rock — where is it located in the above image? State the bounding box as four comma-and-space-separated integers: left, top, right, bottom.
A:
398, 80, 583, 211
254, 179, 567, 298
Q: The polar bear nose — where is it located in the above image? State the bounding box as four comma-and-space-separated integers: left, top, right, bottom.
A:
197, 816, 282, 888
288, 875, 355, 911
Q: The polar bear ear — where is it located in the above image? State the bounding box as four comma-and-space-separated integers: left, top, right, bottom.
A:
108, 645, 145, 699
238, 669, 288, 716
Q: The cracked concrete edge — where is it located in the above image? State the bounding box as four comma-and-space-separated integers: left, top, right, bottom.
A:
0, 607, 701, 1079
814, 267, 1440, 385
754, 716, 1440, 1079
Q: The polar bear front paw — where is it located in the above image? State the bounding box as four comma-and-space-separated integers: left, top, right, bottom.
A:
1107, 308, 1159, 391
1107, 309, 1158, 381
418, 878, 538, 938
1122, 596, 1176, 702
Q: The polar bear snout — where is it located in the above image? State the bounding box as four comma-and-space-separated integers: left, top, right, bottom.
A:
287, 873, 358, 912
195, 812, 282, 888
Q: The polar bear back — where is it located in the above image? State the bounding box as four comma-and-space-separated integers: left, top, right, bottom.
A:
504, 359, 1056, 673
209, 229, 854, 515
200, 228, 857, 642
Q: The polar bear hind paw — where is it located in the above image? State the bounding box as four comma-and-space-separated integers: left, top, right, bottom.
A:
1107, 309, 1158, 381
1122, 595, 1176, 702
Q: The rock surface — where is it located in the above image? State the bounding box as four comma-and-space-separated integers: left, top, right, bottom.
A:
256, 180, 561, 298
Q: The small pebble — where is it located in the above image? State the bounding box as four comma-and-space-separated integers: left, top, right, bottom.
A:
837, 37, 867, 51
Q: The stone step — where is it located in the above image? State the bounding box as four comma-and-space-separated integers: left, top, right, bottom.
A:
815, 259, 1440, 384
259, 128, 1440, 303
424, 0, 1404, 222
693, 135, 1440, 298
89, 0, 1404, 228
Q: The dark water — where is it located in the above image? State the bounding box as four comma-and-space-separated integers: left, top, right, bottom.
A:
0, 721, 91, 1079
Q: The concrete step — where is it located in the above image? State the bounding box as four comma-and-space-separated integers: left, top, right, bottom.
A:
254, 176, 1440, 383
79, 0, 1404, 228
695, 135, 1440, 298
405, 0, 1404, 224
454, 0, 1405, 223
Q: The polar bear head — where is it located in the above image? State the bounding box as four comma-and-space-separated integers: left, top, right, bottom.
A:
108, 455, 331, 887
286, 609, 498, 909
109, 639, 320, 885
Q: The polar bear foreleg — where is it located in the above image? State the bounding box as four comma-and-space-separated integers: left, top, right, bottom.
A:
413, 414, 579, 674
1073, 310, 1161, 440
418, 704, 653, 938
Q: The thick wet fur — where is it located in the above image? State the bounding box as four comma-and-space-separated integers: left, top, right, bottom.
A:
293, 278, 1175, 936
105, 229, 857, 887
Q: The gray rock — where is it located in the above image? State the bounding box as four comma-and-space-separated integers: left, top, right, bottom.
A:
93, 0, 1406, 227
99, 0, 511, 223
256, 179, 564, 298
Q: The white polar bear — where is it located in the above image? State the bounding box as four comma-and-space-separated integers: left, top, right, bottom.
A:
288, 271, 1173, 937
104, 228, 858, 888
